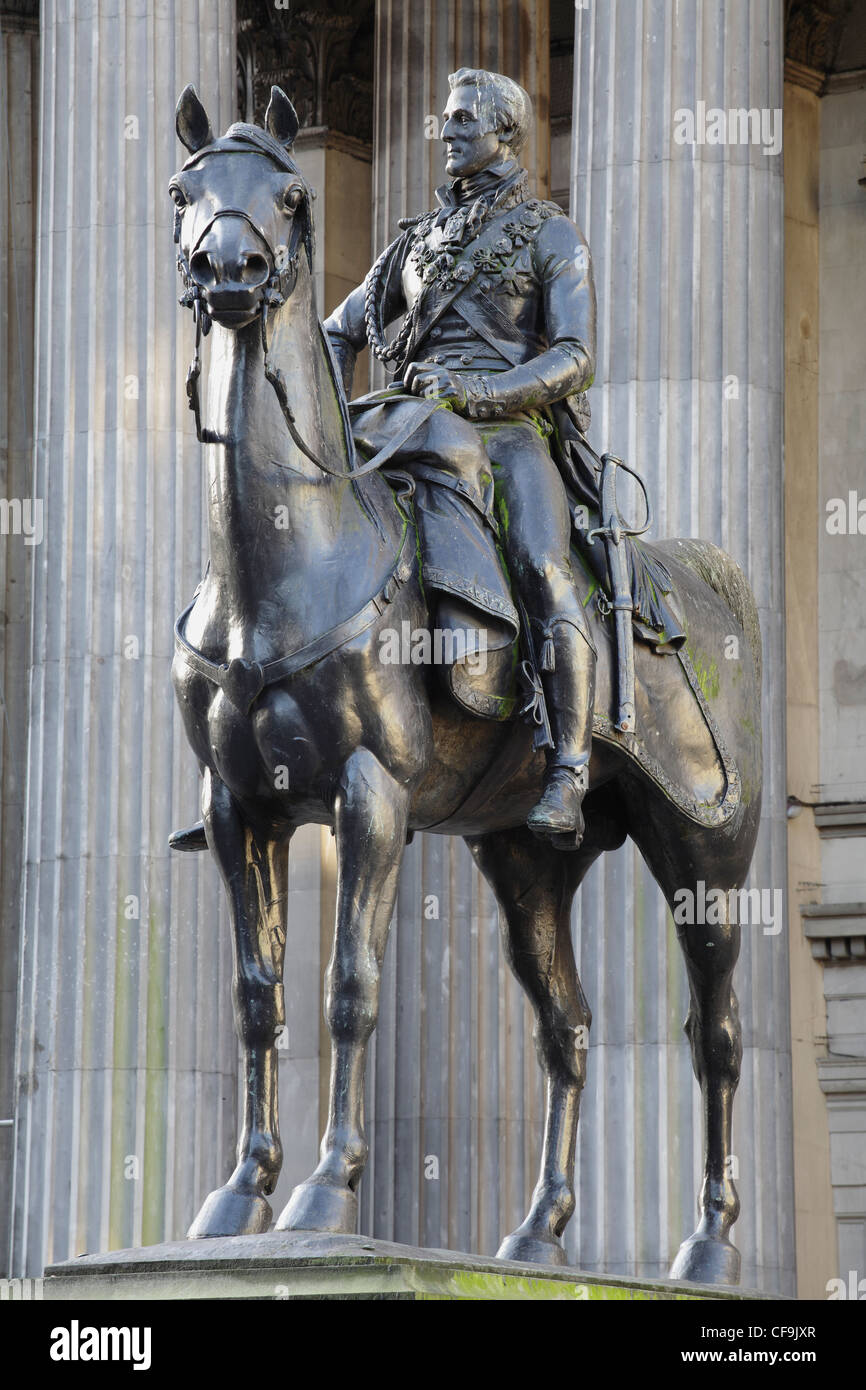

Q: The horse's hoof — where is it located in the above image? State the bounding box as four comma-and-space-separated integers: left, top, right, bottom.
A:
187, 1186, 273, 1238
275, 1180, 358, 1235
669, 1233, 740, 1285
496, 1229, 567, 1268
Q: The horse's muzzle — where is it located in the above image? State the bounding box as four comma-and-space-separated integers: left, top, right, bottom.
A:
198, 284, 265, 327
188, 235, 271, 327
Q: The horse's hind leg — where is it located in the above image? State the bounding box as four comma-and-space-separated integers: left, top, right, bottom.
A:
669, 886, 742, 1284
466, 824, 603, 1266
277, 747, 410, 1234
188, 769, 290, 1238
629, 808, 745, 1284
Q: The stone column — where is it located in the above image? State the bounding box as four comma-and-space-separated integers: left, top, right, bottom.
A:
810, 71, 866, 1291
0, 0, 39, 1276
373, 0, 550, 232
571, 1, 793, 1292
361, 0, 549, 1257
292, 128, 373, 393
370, 0, 550, 395
9, 0, 236, 1277
783, 63, 837, 1299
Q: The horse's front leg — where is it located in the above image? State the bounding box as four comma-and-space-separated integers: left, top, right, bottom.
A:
466, 825, 599, 1266
277, 747, 409, 1234
188, 769, 290, 1238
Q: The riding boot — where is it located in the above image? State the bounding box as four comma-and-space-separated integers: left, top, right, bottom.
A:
526, 615, 596, 846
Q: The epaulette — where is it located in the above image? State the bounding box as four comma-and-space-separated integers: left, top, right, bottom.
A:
538, 199, 567, 218
399, 211, 436, 234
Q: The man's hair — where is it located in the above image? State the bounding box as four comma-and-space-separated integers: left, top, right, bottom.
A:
447, 68, 532, 156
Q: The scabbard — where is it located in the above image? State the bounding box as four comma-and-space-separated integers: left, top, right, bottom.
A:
597, 457, 637, 735
612, 594, 636, 733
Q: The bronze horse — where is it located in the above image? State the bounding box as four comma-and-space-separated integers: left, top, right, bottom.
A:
168, 86, 762, 1285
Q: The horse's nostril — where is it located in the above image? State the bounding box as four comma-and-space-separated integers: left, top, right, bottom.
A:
240, 252, 269, 286
190, 250, 218, 288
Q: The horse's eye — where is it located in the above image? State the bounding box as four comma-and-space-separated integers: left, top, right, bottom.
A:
282, 185, 303, 213
169, 185, 187, 209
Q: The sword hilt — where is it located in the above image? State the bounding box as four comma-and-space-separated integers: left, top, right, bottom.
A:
586, 452, 652, 547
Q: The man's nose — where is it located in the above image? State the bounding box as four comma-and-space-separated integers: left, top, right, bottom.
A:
189, 219, 270, 291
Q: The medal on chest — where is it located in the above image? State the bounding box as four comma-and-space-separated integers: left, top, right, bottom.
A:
409, 197, 560, 297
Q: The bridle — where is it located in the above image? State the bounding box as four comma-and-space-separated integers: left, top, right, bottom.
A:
174, 139, 391, 481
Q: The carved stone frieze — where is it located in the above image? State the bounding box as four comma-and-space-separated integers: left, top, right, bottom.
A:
237, 0, 373, 144
0, 0, 38, 31
785, 0, 855, 74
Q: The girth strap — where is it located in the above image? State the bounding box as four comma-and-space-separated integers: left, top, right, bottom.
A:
175, 524, 415, 713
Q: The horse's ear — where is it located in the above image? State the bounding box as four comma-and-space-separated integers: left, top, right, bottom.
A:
265, 86, 300, 149
176, 84, 214, 153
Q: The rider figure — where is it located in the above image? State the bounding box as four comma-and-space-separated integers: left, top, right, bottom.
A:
325, 68, 598, 843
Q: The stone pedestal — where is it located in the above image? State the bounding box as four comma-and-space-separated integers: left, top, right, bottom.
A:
44, 1232, 763, 1302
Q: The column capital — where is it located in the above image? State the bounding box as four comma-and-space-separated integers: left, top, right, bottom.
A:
0, 0, 38, 31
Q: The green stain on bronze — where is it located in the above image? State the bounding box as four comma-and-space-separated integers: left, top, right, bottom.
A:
687, 645, 720, 701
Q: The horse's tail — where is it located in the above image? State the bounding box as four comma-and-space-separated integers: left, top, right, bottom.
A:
669, 539, 762, 682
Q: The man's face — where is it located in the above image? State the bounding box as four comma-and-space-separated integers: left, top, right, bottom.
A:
441, 84, 504, 178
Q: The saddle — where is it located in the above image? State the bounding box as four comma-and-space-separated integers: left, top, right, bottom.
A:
403, 470, 740, 832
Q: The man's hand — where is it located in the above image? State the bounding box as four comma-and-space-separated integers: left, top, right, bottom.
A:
402, 361, 468, 410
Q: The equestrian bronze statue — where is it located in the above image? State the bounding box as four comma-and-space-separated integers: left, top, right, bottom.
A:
167, 73, 762, 1286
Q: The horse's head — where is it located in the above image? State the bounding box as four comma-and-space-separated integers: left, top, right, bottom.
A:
170, 85, 313, 331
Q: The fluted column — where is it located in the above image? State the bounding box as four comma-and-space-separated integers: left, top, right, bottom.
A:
10, 0, 236, 1277
371, 0, 549, 394
361, 0, 549, 1256
571, 1, 792, 1292
374, 0, 549, 230
0, 1, 39, 1276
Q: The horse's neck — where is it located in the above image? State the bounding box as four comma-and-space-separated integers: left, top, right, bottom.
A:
202, 263, 394, 634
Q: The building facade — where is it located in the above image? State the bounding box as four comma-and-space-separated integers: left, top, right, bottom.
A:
1, 0, 863, 1299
